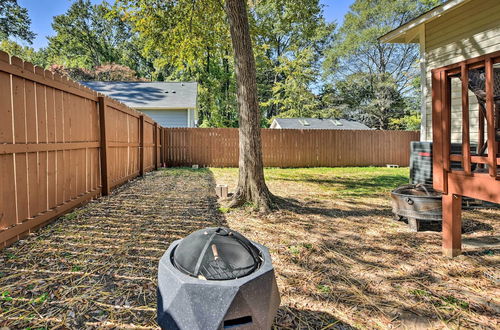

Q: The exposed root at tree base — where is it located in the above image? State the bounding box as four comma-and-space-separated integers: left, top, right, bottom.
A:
227, 187, 275, 213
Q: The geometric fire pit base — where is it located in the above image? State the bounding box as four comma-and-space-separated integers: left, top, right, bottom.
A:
157, 229, 280, 330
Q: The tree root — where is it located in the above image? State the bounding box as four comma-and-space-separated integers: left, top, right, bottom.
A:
227, 186, 275, 213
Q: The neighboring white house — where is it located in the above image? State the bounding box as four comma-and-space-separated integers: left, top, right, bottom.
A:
380, 0, 500, 143
270, 118, 371, 130
83, 81, 198, 127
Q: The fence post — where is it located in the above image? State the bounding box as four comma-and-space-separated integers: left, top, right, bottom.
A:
153, 122, 159, 170
139, 115, 145, 176
159, 127, 164, 167
98, 96, 110, 196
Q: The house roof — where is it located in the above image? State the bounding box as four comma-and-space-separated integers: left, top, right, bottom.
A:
81, 81, 198, 109
379, 0, 472, 44
271, 118, 371, 130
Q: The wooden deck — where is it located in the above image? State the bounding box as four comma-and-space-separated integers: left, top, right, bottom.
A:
432, 50, 500, 257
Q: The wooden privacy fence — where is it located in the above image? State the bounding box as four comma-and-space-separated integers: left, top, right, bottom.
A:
0, 51, 161, 247
162, 128, 420, 167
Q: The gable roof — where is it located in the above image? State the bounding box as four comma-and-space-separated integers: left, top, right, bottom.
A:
379, 0, 472, 43
271, 118, 371, 130
81, 81, 198, 109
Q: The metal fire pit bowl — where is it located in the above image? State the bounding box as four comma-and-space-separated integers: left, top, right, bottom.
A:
391, 184, 442, 231
157, 237, 280, 330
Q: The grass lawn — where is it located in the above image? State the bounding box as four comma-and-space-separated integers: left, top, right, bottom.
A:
212, 167, 499, 329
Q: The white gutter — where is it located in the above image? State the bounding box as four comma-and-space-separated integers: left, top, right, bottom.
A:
379, 0, 471, 43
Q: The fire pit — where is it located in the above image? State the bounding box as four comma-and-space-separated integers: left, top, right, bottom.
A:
157, 227, 280, 330
391, 184, 442, 231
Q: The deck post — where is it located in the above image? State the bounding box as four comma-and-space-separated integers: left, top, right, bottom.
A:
442, 193, 462, 257
98, 96, 110, 196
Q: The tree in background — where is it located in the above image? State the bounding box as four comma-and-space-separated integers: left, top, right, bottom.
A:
0, 0, 35, 43
251, 0, 334, 122
47, 0, 152, 78
0, 40, 47, 67
116, 0, 334, 127
48, 63, 142, 81
323, 0, 441, 129
116, 0, 238, 127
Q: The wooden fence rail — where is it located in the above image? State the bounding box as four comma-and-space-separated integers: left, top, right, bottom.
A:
0, 51, 161, 247
162, 128, 420, 168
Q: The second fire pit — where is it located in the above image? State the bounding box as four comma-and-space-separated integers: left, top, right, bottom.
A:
391, 184, 442, 231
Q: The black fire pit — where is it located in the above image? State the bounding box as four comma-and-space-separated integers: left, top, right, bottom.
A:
391, 184, 442, 231
157, 227, 280, 330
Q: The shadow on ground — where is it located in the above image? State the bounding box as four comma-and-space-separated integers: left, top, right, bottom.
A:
211, 167, 499, 329
0, 168, 226, 329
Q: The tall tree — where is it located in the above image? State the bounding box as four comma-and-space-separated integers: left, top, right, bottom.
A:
0, 0, 35, 43
116, 0, 237, 127
226, 0, 273, 211
252, 0, 334, 120
117, 0, 334, 127
118, 0, 273, 210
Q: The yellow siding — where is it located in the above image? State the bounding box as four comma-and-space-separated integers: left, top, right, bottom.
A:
424, 0, 500, 143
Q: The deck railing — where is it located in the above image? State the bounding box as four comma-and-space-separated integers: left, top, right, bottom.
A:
431, 50, 500, 257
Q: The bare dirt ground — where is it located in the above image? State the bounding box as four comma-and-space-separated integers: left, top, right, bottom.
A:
0, 167, 498, 329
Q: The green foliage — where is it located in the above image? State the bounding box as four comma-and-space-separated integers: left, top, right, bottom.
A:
262, 48, 320, 118
218, 206, 231, 214
0, 40, 48, 67
13, 0, 440, 129
389, 112, 421, 130
47, 0, 152, 78
49, 63, 142, 81
323, 0, 442, 129
116, 0, 236, 126
1, 291, 12, 302
317, 284, 332, 294
116, 0, 334, 127
0, 0, 35, 43
321, 72, 409, 129
31, 293, 49, 305
252, 0, 335, 120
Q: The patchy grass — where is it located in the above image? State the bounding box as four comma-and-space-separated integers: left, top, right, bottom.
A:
212, 167, 499, 329
213, 167, 409, 197
0, 167, 497, 329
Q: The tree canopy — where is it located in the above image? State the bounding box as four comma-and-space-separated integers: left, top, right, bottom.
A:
0, 0, 35, 43
1, 0, 445, 130
321, 0, 442, 129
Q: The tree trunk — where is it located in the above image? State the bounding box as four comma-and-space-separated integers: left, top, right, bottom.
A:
225, 0, 273, 212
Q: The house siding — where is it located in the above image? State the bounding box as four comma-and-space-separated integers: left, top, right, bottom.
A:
423, 0, 500, 143
139, 109, 193, 128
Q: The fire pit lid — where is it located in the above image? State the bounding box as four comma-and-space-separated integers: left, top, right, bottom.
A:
173, 227, 262, 280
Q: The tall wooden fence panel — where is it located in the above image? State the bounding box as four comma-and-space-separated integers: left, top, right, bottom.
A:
162, 128, 420, 168
0, 51, 160, 247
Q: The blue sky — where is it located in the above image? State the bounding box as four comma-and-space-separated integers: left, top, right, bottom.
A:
18, 0, 354, 50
